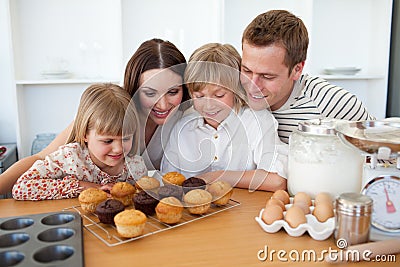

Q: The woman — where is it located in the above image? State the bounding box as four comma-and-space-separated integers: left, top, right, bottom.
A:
0, 38, 189, 194
124, 39, 190, 170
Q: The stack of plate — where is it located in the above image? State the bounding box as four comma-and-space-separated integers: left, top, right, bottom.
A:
41, 71, 72, 79
323, 67, 361, 75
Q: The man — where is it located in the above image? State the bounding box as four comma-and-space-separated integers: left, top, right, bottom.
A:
240, 10, 374, 143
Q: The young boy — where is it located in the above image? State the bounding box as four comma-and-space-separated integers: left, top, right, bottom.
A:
161, 43, 287, 192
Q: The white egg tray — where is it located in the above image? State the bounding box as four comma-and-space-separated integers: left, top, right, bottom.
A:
255, 201, 335, 241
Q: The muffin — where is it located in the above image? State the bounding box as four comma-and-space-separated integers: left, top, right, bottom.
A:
182, 177, 206, 194
207, 181, 233, 206
158, 184, 184, 200
110, 182, 136, 206
155, 197, 184, 224
114, 209, 147, 238
135, 175, 160, 192
95, 199, 125, 225
133, 191, 159, 215
183, 189, 212, 214
78, 188, 108, 213
162, 172, 186, 186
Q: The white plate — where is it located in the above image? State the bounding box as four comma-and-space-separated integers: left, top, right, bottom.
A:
41, 71, 72, 79
255, 201, 335, 241
324, 67, 361, 75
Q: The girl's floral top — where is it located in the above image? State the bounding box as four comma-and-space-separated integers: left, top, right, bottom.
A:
12, 143, 147, 200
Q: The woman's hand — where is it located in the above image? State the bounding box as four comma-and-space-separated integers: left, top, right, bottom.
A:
78, 181, 114, 197
100, 183, 115, 194
78, 181, 102, 191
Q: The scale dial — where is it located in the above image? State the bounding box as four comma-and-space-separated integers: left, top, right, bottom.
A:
362, 175, 400, 232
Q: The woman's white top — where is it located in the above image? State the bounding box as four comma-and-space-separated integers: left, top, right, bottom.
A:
139, 108, 185, 170
161, 107, 288, 179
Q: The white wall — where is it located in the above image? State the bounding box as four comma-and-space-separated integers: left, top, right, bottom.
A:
10, 0, 123, 80
223, 0, 314, 71
121, 0, 222, 63
0, 0, 17, 144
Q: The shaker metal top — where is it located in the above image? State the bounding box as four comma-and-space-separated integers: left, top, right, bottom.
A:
297, 118, 338, 135
336, 192, 373, 215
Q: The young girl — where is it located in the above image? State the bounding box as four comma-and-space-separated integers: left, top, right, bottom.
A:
161, 43, 288, 192
12, 83, 147, 200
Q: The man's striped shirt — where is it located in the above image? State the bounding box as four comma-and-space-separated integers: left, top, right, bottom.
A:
272, 74, 375, 143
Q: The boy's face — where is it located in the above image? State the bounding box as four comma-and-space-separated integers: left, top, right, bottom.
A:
192, 84, 235, 129
240, 41, 303, 111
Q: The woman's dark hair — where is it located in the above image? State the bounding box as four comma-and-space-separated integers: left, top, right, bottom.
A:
124, 38, 189, 102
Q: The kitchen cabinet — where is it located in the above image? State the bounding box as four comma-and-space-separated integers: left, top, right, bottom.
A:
2, 0, 393, 158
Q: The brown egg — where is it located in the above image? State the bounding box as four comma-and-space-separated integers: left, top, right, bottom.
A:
266, 198, 286, 211
285, 206, 307, 228
312, 202, 334, 222
293, 201, 310, 214
293, 192, 312, 207
314, 192, 333, 207
261, 204, 284, 225
271, 189, 290, 205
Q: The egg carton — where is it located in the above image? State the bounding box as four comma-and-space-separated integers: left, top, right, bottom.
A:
255, 202, 335, 241
0, 211, 84, 267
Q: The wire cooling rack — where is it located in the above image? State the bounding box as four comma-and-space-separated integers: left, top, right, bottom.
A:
63, 199, 240, 247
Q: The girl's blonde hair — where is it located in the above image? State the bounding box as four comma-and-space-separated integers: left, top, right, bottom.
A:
66, 83, 139, 155
184, 43, 247, 112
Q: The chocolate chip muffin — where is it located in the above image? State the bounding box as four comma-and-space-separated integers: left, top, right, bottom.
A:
95, 199, 125, 225
158, 184, 184, 200
133, 191, 159, 216
182, 177, 206, 194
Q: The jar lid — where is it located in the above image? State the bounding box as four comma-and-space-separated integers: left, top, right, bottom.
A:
298, 119, 338, 135
336, 192, 373, 215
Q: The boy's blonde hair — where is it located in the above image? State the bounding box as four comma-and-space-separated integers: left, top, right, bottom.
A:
184, 43, 247, 112
66, 83, 139, 155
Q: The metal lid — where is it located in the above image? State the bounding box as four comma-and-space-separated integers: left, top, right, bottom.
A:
297, 119, 338, 135
336, 192, 373, 215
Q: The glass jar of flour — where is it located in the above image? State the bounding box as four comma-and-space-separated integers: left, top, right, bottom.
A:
288, 119, 363, 199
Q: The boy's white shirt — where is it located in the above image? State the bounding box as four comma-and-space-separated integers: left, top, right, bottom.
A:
161, 107, 288, 179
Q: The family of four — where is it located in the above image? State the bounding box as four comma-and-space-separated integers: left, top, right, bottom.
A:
0, 10, 373, 200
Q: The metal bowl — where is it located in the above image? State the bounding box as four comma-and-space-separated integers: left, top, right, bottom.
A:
335, 120, 400, 154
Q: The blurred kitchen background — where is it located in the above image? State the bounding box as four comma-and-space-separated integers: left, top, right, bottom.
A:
0, 0, 398, 159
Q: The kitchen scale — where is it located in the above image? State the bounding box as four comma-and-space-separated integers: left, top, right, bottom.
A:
336, 119, 400, 241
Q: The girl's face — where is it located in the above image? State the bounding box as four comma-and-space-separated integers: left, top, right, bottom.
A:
138, 68, 184, 125
192, 84, 235, 129
85, 129, 133, 170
